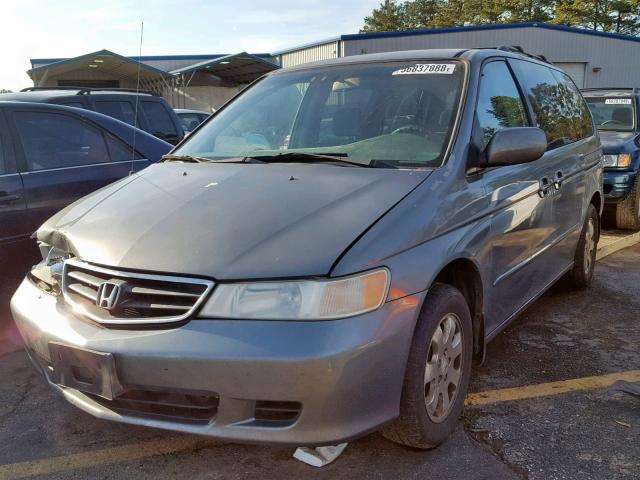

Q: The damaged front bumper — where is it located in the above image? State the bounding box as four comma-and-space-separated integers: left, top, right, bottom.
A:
11, 277, 424, 446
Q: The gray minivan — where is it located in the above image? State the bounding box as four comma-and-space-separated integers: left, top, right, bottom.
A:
12, 48, 602, 449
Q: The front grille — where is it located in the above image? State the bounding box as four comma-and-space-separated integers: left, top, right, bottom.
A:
89, 389, 219, 424
62, 259, 214, 326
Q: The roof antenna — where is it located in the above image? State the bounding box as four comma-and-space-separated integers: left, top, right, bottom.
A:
129, 21, 144, 176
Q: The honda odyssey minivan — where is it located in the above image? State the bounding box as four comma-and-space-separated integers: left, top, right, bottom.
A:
12, 48, 603, 449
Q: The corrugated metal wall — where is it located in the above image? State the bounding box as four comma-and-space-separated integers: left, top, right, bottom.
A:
279, 42, 339, 68
141, 58, 214, 72
342, 26, 640, 88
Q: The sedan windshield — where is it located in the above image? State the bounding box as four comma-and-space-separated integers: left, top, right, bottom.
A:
174, 61, 466, 168
585, 97, 636, 131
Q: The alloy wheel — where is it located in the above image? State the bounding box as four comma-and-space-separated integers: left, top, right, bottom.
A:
584, 217, 596, 276
424, 313, 464, 422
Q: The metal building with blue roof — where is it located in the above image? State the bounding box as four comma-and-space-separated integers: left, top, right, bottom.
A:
27, 22, 640, 111
274, 22, 640, 89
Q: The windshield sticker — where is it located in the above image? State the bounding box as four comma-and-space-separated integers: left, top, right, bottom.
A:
392, 64, 456, 75
605, 98, 632, 105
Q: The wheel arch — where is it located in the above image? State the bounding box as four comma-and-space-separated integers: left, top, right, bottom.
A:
431, 257, 485, 364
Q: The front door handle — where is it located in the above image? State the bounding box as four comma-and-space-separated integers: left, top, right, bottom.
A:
538, 177, 552, 197
0, 192, 21, 207
554, 171, 564, 190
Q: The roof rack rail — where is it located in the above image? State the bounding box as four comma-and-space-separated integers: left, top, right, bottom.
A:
581, 87, 640, 94
495, 45, 551, 64
20, 86, 159, 96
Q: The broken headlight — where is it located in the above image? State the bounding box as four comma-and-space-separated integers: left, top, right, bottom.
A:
28, 244, 72, 295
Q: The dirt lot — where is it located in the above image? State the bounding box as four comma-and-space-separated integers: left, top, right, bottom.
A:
0, 243, 638, 480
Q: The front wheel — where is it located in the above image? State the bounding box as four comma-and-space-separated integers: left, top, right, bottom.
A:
568, 204, 599, 288
614, 177, 640, 230
381, 283, 473, 449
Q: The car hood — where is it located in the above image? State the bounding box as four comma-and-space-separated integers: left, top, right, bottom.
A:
38, 162, 430, 279
598, 130, 638, 152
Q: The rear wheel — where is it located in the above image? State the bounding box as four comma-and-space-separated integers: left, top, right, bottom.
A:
381, 283, 473, 449
614, 177, 640, 230
569, 204, 599, 288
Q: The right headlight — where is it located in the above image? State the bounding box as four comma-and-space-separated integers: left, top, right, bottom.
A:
199, 268, 390, 320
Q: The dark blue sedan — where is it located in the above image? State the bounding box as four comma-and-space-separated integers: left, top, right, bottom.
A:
0, 101, 171, 269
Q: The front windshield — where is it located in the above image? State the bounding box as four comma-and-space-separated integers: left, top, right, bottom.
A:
585, 97, 636, 131
175, 61, 466, 168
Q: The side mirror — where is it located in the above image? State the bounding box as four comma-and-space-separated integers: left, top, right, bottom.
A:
484, 127, 547, 167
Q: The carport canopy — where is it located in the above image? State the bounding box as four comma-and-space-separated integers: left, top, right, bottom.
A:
27, 49, 172, 88
170, 52, 279, 85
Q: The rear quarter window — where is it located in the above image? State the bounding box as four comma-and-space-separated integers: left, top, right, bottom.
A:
105, 133, 143, 162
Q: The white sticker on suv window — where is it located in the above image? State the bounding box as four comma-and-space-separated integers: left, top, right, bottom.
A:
605, 98, 632, 104
392, 64, 456, 75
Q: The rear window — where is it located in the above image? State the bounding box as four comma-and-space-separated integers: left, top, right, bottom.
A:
585, 97, 636, 131
141, 101, 178, 138
94, 100, 137, 126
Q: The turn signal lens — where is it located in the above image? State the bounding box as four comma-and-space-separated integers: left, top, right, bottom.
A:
617, 153, 632, 168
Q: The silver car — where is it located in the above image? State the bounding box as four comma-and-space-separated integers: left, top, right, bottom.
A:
12, 48, 602, 448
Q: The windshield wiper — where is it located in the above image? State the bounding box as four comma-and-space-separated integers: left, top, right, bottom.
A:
161, 154, 212, 163
245, 152, 372, 168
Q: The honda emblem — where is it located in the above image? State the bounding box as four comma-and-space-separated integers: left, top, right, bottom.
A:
96, 281, 123, 310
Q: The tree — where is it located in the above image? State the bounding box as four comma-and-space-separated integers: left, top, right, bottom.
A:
403, 0, 442, 28
554, 0, 640, 34
0, 89, 12, 94
361, 0, 406, 32
360, 0, 640, 35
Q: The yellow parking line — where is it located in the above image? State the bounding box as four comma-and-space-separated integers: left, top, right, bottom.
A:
465, 369, 640, 406
0, 436, 214, 480
1, 370, 639, 479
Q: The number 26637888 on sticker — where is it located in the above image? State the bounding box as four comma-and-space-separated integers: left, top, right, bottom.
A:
392, 64, 456, 75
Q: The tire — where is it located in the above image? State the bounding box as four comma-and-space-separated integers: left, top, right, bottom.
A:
381, 283, 473, 449
568, 204, 599, 288
614, 176, 640, 230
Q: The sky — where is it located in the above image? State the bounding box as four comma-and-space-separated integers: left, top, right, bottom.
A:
0, 0, 380, 91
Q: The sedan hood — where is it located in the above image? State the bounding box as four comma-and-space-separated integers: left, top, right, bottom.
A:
599, 130, 638, 152
38, 163, 430, 279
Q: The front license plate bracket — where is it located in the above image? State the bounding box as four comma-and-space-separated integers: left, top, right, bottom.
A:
49, 342, 124, 400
